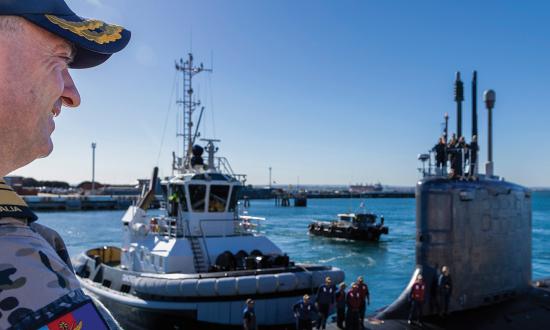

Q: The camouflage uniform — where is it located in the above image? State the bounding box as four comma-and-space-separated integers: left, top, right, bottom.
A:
0, 181, 120, 329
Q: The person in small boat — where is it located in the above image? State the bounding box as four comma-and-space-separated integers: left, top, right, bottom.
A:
408, 273, 426, 325
345, 283, 362, 330
243, 298, 257, 330
438, 265, 453, 316
293, 294, 318, 330
0, 1, 129, 329
315, 276, 336, 330
356, 276, 370, 328
335, 282, 347, 329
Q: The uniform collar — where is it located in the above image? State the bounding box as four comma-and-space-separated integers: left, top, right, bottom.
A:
0, 180, 38, 222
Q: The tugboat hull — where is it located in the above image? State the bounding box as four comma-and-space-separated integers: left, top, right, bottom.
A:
74, 249, 344, 329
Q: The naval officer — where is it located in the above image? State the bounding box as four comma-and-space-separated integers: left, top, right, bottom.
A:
0, 0, 130, 329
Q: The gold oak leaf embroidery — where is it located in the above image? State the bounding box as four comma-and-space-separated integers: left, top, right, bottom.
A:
45, 15, 123, 44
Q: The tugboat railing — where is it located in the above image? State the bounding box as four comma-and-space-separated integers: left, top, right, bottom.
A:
197, 217, 264, 237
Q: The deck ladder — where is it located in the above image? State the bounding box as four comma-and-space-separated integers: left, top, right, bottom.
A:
189, 237, 208, 273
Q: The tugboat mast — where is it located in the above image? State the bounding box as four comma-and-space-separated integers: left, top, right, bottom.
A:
175, 53, 212, 172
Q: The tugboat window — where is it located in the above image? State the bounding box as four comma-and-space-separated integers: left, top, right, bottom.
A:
228, 186, 241, 212
209, 185, 230, 212
189, 185, 206, 212
177, 186, 188, 211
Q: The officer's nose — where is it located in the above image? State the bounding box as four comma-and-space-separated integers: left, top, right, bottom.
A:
61, 69, 81, 107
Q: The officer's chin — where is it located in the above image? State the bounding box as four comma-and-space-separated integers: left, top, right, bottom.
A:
37, 140, 54, 159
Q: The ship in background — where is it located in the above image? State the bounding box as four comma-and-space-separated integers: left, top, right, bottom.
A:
349, 183, 383, 194
73, 53, 344, 329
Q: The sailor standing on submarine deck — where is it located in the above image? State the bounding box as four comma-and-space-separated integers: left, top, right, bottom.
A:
408, 274, 426, 325
0, 0, 130, 329
438, 266, 453, 316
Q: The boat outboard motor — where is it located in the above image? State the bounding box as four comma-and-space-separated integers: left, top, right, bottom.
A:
376, 72, 532, 320
191, 145, 204, 167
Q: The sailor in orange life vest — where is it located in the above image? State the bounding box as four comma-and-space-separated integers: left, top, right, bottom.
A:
345, 283, 362, 330
0, 0, 130, 329
408, 274, 426, 325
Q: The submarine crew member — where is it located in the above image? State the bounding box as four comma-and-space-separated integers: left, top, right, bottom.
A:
457, 136, 468, 176
315, 276, 336, 330
408, 274, 426, 325
447, 134, 463, 178
468, 135, 479, 178
432, 136, 447, 173
0, 0, 130, 328
346, 283, 362, 330
438, 265, 453, 316
335, 282, 347, 329
243, 298, 258, 330
356, 276, 370, 329
293, 294, 318, 330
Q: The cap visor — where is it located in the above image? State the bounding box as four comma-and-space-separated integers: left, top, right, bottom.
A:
22, 13, 130, 69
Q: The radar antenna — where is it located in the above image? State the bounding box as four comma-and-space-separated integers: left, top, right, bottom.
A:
174, 53, 212, 172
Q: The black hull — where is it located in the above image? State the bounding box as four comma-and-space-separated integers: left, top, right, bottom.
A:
95, 295, 296, 330
308, 223, 388, 242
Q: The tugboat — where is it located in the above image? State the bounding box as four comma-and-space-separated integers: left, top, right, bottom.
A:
308, 203, 389, 241
72, 53, 344, 329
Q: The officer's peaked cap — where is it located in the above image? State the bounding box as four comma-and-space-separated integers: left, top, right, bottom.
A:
0, 0, 131, 69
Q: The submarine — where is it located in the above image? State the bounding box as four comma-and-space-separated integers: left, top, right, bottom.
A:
329, 72, 550, 330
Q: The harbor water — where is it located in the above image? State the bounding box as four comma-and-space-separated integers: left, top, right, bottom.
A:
38, 192, 550, 315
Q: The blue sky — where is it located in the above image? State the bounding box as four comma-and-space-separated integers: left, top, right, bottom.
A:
11, 0, 550, 187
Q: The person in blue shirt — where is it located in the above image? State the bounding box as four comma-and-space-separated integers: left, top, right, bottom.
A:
315, 276, 336, 329
293, 294, 317, 330
243, 298, 257, 330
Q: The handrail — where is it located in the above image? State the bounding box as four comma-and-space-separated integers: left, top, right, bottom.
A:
418, 148, 475, 179
198, 217, 262, 237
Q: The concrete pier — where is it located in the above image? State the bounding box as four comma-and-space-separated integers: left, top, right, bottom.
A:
22, 195, 152, 211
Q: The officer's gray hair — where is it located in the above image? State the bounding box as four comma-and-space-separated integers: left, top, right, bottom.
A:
0, 16, 23, 32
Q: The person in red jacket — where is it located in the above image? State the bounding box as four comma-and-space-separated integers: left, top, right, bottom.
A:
356, 276, 370, 328
346, 283, 362, 330
408, 274, 426, 325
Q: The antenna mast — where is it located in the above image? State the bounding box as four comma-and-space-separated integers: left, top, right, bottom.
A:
174, 53, 212, 171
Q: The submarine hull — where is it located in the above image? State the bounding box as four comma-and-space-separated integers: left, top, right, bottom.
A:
327, 280, 550, 330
